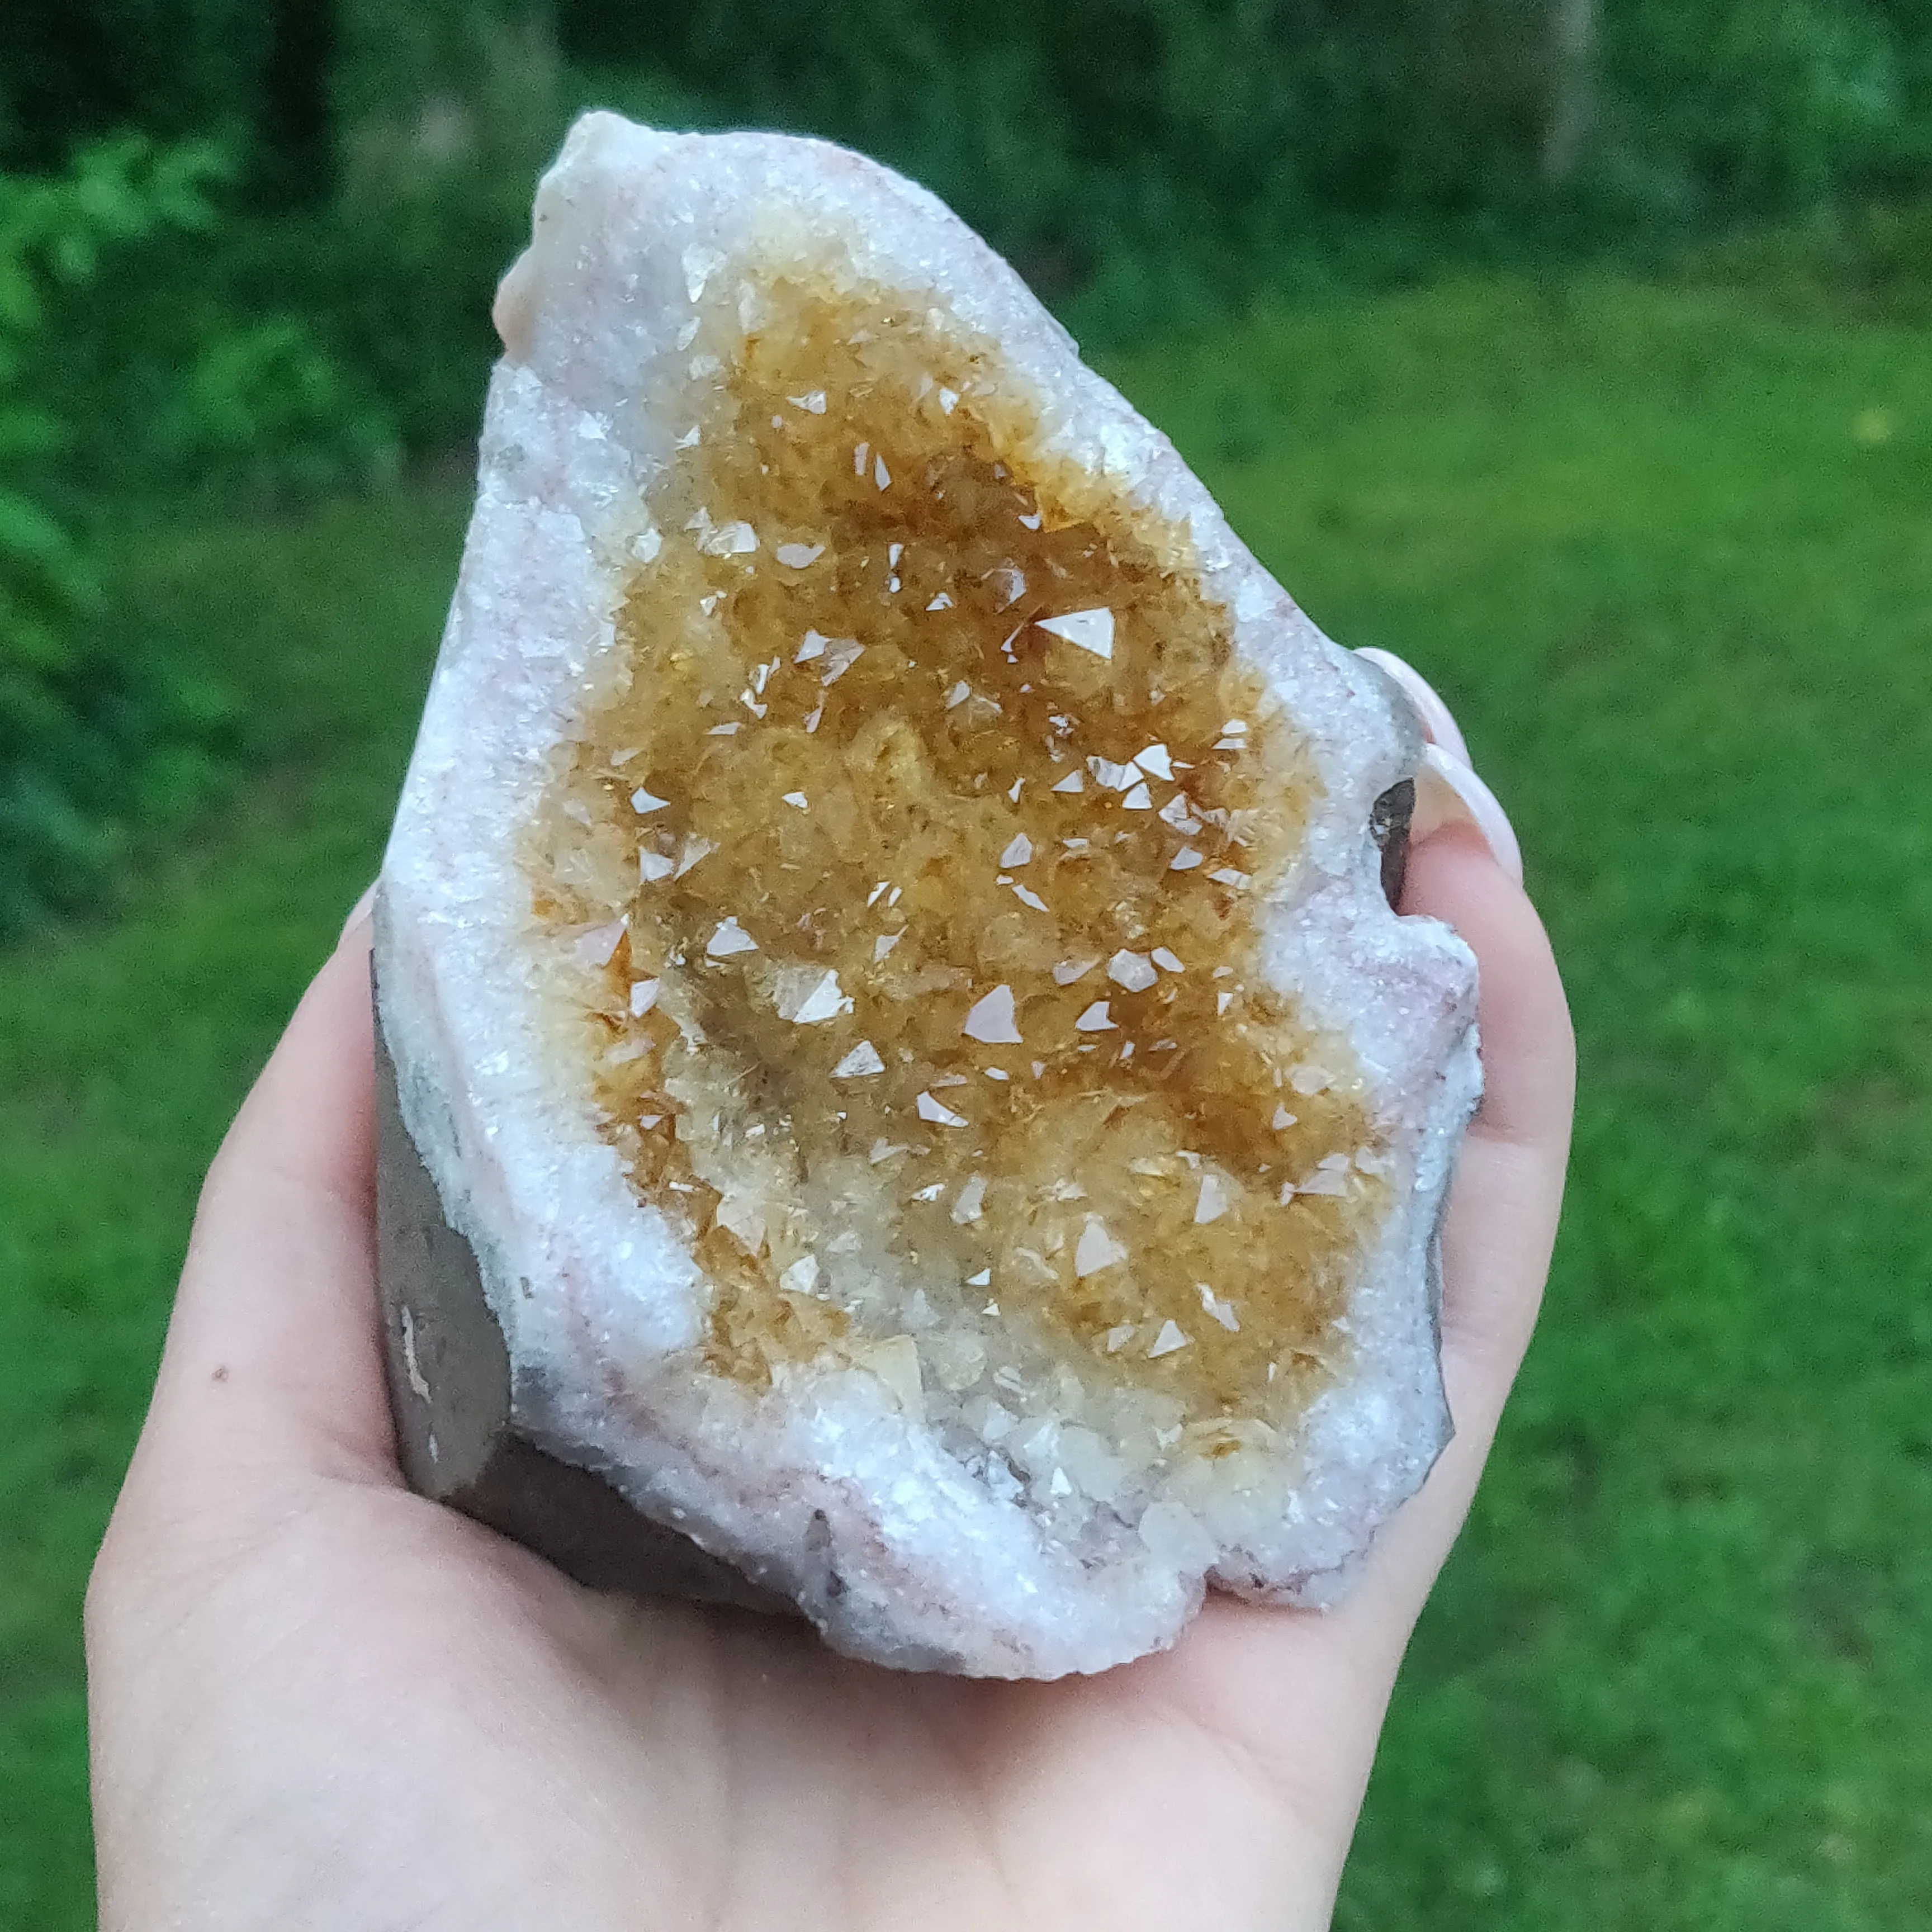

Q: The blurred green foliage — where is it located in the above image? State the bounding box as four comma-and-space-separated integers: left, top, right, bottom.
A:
13, 0, 1932, 454
8, 1, 1932, 476
0, 135, 234, 932
0, 132, 400, 934
1, 2, 279, 167
1608, 0, 1914, 209
567, 0, 1932, 247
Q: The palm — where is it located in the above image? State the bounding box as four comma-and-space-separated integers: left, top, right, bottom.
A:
131, 1460, 1361, 1930
88, 827, 1569, 1932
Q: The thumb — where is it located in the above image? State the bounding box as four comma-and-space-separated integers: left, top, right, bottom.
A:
122, 897, 399, 1504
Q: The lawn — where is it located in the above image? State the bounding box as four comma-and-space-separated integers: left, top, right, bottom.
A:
4, 274, 1929, 1927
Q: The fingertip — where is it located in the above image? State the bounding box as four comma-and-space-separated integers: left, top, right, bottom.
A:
1413, 745, 1523, 886
338, 879, 378, 949
225, 925, 378, 1202
1403, 826, 1573, 1154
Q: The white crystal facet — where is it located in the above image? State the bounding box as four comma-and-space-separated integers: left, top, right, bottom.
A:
963, 984, 1025, 1045
1036, 607, 1115, 659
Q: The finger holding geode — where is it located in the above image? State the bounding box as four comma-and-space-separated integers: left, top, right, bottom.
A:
373, 113, 1480, 1679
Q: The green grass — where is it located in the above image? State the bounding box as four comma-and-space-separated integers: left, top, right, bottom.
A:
0, 489, 470, 1925
5, 275, 1930, 1925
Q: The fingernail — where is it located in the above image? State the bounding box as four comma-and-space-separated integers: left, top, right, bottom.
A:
1413, 744, 1524, 885
338, 880, 379, 946
1355, 647, 1473, 770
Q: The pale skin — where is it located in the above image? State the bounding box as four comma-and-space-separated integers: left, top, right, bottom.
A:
87, 658, 1573, 1931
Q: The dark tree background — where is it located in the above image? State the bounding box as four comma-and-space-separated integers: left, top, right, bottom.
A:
13, 0, 1932, 241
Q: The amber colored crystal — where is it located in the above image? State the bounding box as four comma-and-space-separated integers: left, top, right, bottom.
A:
527, 259, 1386, 1448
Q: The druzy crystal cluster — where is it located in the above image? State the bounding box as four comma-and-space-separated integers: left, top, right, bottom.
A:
374, 113, 1481, 1677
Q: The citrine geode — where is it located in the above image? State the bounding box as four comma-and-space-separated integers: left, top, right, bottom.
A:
373, 113, 1480, 1677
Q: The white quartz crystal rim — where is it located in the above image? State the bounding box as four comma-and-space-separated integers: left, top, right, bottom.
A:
376, 111, 1480, 1677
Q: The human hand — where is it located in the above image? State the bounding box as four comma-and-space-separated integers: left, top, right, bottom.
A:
87, 652, 1572, 1932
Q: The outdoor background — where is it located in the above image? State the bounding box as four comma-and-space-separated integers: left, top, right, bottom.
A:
3, 2, 1930, 1924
